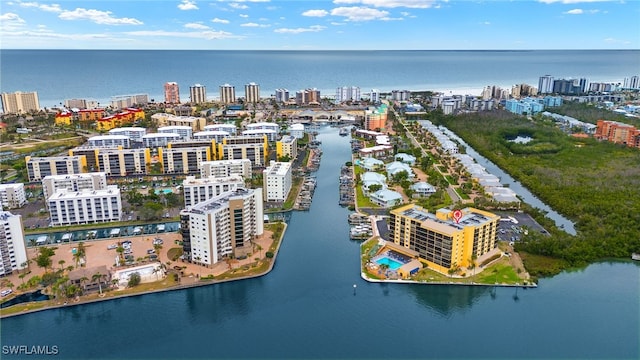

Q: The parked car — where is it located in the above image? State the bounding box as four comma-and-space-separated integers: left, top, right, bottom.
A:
107, 244, 117, 250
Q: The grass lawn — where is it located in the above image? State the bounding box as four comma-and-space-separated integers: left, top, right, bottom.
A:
167, 247, 183, 261
356, 186, 377, 208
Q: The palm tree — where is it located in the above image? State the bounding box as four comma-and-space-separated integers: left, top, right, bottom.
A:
92, 272, 104, 295
18, 272, 27, 285
468, 254, 477, 279
79, 276, 89, 293
58, 259, 66, 271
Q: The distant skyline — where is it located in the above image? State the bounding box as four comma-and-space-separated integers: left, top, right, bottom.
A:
0, 0, 639, 50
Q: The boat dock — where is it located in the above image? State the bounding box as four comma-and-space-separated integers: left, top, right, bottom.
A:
339, 165, 354, 207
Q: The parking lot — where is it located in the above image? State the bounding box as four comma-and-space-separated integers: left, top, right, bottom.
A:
495, 211, 549, 243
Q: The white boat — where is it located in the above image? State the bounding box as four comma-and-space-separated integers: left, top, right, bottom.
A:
632, 253, 640, 261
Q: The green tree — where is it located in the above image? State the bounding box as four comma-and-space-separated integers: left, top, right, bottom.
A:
92, 272, 105, 295
127, 272, 141, 287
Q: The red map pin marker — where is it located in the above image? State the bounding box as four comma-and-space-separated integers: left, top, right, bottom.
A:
452, 209, 463, 224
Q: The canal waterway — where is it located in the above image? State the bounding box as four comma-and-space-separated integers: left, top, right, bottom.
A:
1, 126, 637, 359
441, 128, 578, 234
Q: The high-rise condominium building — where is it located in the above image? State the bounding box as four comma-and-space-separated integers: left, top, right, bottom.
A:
0, 211, 28, 276
538, 75, 554, 94
1, 91, 40, 114
164, 82, 180, 104
335, 86, 361, 103
189, 84, 207, 104
220, 84, 236, 104
623, 75, 640, 90
180, 188, 263, 266
245, 82, 260, 103
275, 89, 289, 103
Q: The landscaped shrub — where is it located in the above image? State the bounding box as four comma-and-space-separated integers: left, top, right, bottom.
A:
265, 251, 274, 258
480, 254, 501, 267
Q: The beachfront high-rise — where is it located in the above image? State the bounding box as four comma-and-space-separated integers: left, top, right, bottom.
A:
335, 86, 361, 103
180, 188, 263, 267
623, 75, 640, 90
220, 84, 236, 104
275, 89, 289, 103
0, 211, 28, 276
244, 82, 260, 104
189, 84, 207, 104
1, 91, 40, 114
538, 75, 554, 94
164, 82, 180, 104
389, 204, 499, 275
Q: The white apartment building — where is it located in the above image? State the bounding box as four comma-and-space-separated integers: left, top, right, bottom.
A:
142, 133, 181, 148
275, 89, 289, 103
1, 91, 40, 114
48, 187, 122, 226
335, 86, 361, 103
200, 159, 252, 179
26, 155, 86, 182
391, 90, 411, 102
42, 172, 107, 201
108, 127, 147, 142
263, 161, 292, 202
204, 124, 237, 135
277, 135, 297, 160
87, 135, 131, 149
245, 82, 260, 103
110, 94, 148, 109
158, 125, 193, 140
0, 211, 28, 276
0, 183, 26, 209
242, 129, 277, 142
289, 123, 305, 139
182, 175, 245, 208
246, 122, 280, 134
158, 147, 210, 174
180, 188, 263, 266
193, 131, 230, 143
370, 89, 380, 103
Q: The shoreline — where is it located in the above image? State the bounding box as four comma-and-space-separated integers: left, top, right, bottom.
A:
0, 223, 288, 319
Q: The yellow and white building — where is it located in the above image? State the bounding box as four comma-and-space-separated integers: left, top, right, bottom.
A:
389, 204, 499, 275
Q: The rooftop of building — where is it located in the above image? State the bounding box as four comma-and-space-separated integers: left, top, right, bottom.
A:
187, 188, 254, 214
397, 205, 497, 235
183, 175, 244, 186
264, 162, 292, 176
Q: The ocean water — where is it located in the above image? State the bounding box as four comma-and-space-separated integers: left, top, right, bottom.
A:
1, 50, 639, 108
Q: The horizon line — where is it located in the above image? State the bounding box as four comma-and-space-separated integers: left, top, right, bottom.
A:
2, 48, 639, 51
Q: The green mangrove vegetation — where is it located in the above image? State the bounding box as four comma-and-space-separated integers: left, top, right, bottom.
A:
432, 110, 640, 275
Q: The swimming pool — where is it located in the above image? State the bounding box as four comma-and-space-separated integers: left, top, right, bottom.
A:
159, 189, 173, 194
376, 257, 403, 270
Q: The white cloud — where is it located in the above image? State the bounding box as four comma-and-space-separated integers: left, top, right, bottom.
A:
564, 8, 584, 14
274, 25, 326, 34
239, 14, 249, 18
0, 12, 26, 31
229, 3, 249, 9
538, 0, 613, 3
212, 17, 230, 24
184, 22, 210, 29
302, 9, 329, 17
125, 30, 242, 40
481, 21, 491, 25
19, 2, 62, 12
603, 37, 631, 44
331, 6, 389, 21
59, 8, 143, 25
178, 0, 199, 10
333, 0, 437, 8
241, 22, 270, 27
331, 22, 346, 25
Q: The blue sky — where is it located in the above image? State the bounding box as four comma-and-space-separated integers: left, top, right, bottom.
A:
1, 0, 638, 50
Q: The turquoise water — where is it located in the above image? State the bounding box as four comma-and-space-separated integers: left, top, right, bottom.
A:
159, 189, 173, 194
376, 257, 403, 270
